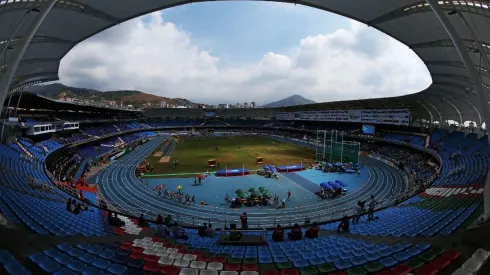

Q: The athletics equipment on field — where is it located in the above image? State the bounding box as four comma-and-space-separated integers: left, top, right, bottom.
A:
315, 130, 360, 163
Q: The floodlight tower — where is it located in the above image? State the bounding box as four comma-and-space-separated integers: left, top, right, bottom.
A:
426, 0, 490, 217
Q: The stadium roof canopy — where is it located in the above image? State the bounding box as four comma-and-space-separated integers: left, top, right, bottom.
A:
4, 91, 141, 113
1, 0, 489, 125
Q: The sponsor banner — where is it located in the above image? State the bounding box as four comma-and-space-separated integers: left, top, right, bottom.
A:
276, 108, 410, 126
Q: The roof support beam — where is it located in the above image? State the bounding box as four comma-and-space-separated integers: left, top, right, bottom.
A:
411, 39, 490, 55
423, 98, 443, 123
416, 100, 434, 123
368, 1, 490, 25
19, 58, 59, 65
426, 0, 490, 216
0, 0, 57, 115
426, 61, 490, 78
1, 36, 76, 47
0, 9, 30, 64
12, 72, 58, 87
461, 96, 483, 126
0, 0, 121, 24
458, 12, 490, 70
442, 97, 463, 125
432, 73, 473, 84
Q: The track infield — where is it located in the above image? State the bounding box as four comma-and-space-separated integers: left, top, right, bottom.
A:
145, 136, 315, 176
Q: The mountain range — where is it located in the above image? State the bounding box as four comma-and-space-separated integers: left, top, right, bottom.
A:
25, 83, 198, 109
24, 83, 316, 109
262, 94, 315, 108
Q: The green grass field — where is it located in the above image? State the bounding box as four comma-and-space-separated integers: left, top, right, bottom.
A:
146, 136, 315, 176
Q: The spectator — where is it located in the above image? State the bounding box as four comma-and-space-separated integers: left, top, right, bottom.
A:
205, 224, 216, 237
172, 222, 188, 240
368, 195, 378, 221
73, 203, 81, 214
352, 201, 361, 223
69, 200, 76, 212
337, 215, 350, 233
156, 223, 170, 238
240, 212, 248, 229
109, 213, 125, 227
272, 225, 284, 242
305, 222, 319, 239
198, 223, 208, 237
164, 215, 173, 227
229, 224, 242, 241
156, 214, 164, 225
288, 223, 302, 240
138, 213, 147, 227
66, 198, 72, 211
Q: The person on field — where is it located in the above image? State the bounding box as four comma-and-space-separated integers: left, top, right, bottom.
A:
240, 212, 248, 229
368, 195, 378, 221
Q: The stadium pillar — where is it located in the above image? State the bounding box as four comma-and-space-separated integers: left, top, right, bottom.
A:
426, 0, 490, 217
0, 0, 57, 115
0, 10, 31, 64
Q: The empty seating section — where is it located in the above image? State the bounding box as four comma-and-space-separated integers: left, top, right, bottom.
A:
204, 120, 230, 126
1, 189, 112, 236
25, 234, 459, 275
17, 137, 46, 161
361, 143, 436, 182
383, 133, 425, 147
431, 129, 448, 145
76, 131, 156, 159
322, 131, 488, 237
0, 250, 31, 275
431, 133, 489, 187
20, 115, 56, 126
0, 121, 485, 275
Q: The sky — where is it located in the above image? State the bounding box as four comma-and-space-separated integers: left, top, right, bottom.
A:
59, 2, 432, 105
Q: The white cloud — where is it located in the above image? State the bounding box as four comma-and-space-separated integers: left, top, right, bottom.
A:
60, 11, 431, 105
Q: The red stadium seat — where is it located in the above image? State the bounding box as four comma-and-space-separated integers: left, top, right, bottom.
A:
375, 271, 394, 275
129, 252, 144, 260
391, 264, 412, 275
144, 262, 162, 273
213, 256, 228, 263
280, 269, 300, 275
131, 247, 144, 253
120, 243, 132, 250
329, 272, 347, 275
144, 255, 159, 263
261, 270, 280, 275
430, 256, 450, 269
242, 264, 259, 271
198, 255, 211, 262
415, 265, 438, 275
224, 263, 241, 271
442, 250, 460, 261
160, 265, 180, 275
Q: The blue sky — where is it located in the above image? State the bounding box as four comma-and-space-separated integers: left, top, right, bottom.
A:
159, 2, 348, 66
60, 2, 431, 105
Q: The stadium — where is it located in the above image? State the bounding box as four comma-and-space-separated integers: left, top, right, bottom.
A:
0, 1, 489, 275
